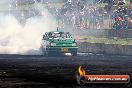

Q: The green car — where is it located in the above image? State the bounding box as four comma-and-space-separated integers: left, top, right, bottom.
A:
41, 31, 78, 56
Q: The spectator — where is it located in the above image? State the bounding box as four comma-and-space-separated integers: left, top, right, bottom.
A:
120, 0, 126, 4
130, 0, 132, 9
107, 0, 114, 12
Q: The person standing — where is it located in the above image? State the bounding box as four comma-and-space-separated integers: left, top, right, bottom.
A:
107, 0, 114, 12
130, 0, 132, 8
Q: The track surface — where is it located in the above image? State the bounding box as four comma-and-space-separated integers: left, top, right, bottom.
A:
0, 54, 132, 88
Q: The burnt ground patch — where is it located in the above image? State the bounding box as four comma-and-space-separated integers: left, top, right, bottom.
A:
0, 54, 131, 88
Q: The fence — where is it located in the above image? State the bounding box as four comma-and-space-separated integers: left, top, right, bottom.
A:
58, 12, 132, 29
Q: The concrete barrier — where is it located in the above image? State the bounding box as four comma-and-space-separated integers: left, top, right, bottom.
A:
77, 42, 132, 55
72, 29, 132, 38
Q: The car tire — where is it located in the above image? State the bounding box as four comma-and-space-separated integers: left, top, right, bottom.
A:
40, 46, 46, 56
46, 51, 54, 56
71, 52, 77, 56
46, 51, 50, 56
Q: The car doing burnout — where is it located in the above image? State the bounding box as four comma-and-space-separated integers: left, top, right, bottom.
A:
41, 31, 78, 56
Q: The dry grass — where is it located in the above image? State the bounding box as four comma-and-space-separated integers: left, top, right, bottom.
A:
76, 36, 132, 45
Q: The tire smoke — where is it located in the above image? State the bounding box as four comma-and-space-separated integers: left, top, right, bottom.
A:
0, 2, 56, 55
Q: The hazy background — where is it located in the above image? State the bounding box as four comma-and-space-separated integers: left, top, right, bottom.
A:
0, 0, 57, 54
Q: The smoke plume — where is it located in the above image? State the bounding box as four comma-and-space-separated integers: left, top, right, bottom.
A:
0, 2, 56, 55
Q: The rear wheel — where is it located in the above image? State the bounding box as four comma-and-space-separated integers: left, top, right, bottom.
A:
46, 51, 55, 56
46, 51, 50, 56
71, 51, 77, 56
40, 46, 47, 56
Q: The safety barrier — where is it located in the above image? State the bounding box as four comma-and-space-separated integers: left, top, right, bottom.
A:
77, 42, 132, 56
72, 29, 132, 38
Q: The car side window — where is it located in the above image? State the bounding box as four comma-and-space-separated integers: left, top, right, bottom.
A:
43, 33, 48, 40
66, 32, 72, 38
43, 35, 45, 40
48, 32, 53, 38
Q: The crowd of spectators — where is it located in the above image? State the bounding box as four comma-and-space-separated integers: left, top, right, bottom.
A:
54, 0, 104, 29
9, 0, 132, 30
54, 0, 132, 30
113, 6, 132, 29
36, 0, 132, 29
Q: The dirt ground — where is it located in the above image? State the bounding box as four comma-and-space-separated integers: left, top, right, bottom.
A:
0, 54, 131, 88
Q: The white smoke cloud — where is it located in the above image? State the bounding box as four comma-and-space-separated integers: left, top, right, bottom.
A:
0, 2, 57, 55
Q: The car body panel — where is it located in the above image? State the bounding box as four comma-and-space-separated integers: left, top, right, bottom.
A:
41, 31, 78, 56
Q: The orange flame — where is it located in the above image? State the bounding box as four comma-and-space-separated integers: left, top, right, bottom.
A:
78, 66, 86, 76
